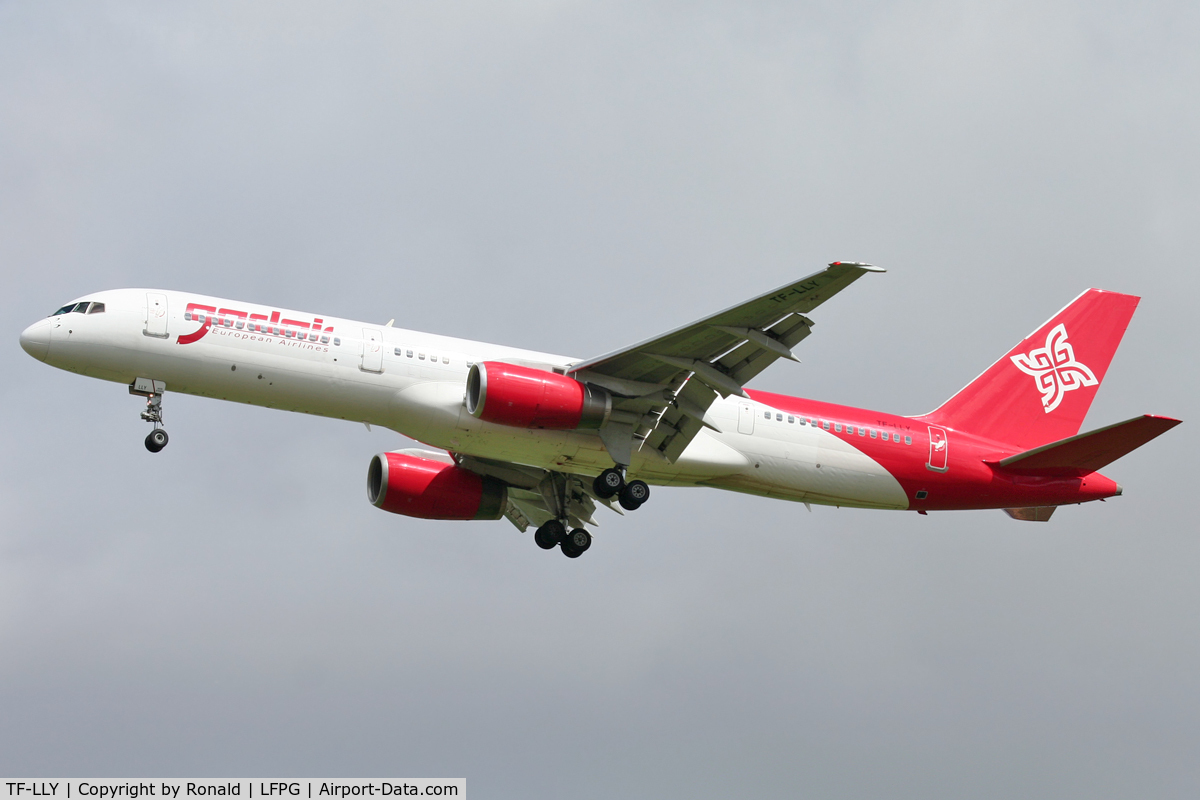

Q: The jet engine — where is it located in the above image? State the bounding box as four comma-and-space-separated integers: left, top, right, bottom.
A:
367, 452, 506, 520
465, 361, 610, 430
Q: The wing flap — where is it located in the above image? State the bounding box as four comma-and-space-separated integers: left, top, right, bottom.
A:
570, 262, 882, 464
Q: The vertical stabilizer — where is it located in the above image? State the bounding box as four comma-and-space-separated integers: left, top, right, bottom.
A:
918, 289, 1139, 451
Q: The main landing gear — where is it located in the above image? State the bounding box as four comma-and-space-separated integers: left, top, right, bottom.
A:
529, 468, 650, 559
533, 519, 593, 558
130, 378, 169, 453
592, 467, 650, 511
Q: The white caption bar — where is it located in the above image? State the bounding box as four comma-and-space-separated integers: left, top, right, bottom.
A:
1, 782, 464, 800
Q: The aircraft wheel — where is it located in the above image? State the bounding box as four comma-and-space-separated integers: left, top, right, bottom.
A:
593, 468, 624, 499
535, 520, 565, 549
566, 528, 592, 553
560, 542, 583, 558
145, 429, 169, 453
619, 480, 649, 510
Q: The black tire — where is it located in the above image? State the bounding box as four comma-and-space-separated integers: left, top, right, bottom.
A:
593, 468, 624, 499
145, 429, 168, 453
619, 479, 650, 510
535, 520, 566, 549
534, 522, 560, 550
567, 528, 592, 552
560, 543, 583, 558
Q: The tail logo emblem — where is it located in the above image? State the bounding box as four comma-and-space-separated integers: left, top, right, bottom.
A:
1010, 324, 1098, 413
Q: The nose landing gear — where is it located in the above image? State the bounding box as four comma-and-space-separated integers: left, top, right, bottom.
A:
130, 378, 169, 453
145, 428, 169, 453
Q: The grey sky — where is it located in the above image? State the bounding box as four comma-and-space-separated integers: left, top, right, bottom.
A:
2, 2, 1197, 797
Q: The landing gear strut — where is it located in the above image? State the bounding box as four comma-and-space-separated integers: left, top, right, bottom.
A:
130, 378, 169, 453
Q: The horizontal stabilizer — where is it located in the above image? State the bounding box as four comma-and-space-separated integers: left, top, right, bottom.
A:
996, 415, 1181, 474
1004, 507, 1056, 522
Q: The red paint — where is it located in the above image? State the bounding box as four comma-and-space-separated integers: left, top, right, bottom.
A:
470, 362, 595, 429
176, 321, 211, 344
177, 303, 215, 344
370, 453, 505, 520
745, 389, 1125, 511
919, 289, 1140, 451
996, 414, 1181, 475
180, 301, 335, 345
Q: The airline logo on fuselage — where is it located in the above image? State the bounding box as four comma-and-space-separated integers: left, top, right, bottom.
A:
1010, 323, 1098, 413
179, 302, 335, 349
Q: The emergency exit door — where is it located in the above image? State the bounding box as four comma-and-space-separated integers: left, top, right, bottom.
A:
144, 293, 168, 338
361, 328, 384, 373
926, 426, 949, 472
737, 403, 755, 435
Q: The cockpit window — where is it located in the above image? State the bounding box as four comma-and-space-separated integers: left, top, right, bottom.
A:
51, 301, 102, 316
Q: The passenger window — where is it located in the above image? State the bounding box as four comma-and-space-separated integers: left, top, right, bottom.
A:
787, 416, 794, 424
87, 302, 105, 314
763, 411, 770, 419
333, 337, 341, 346
419, 353, 426, 360
893, 432, 901, 442
858, 427, 865, 436
776, 413, 783, 422
822, 421, 830, 431
407, 350, 413, 358
835, 423, 842, 433
869, 429, 877, 439
905, 435, 912, 445
442, 356, 450, 364
320, 335, 330, 344
394, 348, 403, 356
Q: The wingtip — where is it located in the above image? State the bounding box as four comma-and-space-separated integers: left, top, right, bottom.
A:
830, 261, 886, 273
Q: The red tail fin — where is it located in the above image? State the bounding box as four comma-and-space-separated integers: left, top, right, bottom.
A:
918, 289, 1140, 450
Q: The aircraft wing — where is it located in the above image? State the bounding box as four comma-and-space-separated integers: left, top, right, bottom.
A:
568, 261, 884, 464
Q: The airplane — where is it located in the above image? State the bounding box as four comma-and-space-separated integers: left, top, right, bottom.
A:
18, 262, 1180, 557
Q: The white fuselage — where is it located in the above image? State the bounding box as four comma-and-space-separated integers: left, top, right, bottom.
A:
21, 289, 909, 510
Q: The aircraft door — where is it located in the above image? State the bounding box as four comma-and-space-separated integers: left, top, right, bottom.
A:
144, 293, 168, 338
737, 403, 755, 435
926, 426, 949, 472
361, 328, 384, 373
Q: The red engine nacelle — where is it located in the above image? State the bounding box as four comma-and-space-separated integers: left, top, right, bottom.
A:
465, 361, 611, 430
367, 452, 507, 520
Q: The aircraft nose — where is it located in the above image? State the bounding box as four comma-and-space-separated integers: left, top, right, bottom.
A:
19, 319, 51, 362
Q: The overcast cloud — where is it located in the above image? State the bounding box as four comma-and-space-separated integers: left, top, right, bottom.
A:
1, 2, 1198, 797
